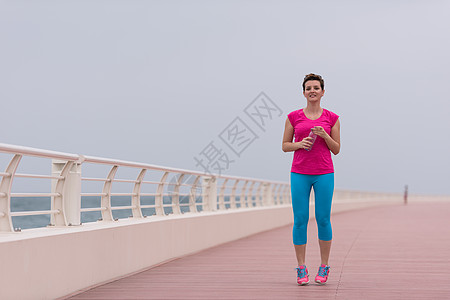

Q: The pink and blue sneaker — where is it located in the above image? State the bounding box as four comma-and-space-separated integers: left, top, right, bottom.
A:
296, 265, 309, 285
315, 264, 330, 284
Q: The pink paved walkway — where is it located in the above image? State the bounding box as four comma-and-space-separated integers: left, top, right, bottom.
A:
66, 202, 450, 299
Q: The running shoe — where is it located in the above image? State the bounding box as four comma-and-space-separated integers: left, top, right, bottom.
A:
315, 264, 330, 284
296, 265, 309, 285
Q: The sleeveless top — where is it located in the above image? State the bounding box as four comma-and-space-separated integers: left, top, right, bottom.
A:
287, 108, 339, 175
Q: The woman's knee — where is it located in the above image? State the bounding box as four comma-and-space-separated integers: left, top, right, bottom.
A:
316, 216, 332, 240
294, 214, 309, 228
316, 216, 331, 228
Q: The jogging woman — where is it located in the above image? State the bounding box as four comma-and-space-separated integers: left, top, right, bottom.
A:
282, 73, 341, 285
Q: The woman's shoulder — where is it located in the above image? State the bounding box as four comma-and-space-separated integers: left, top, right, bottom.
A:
288, 108, 303, 116
322, 108, 339, 126
287, 109, 303, 126
323, 108, 339, 118
287, 109, 303, 121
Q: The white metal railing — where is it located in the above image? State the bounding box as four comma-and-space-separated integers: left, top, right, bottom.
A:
0, 143, 291, 232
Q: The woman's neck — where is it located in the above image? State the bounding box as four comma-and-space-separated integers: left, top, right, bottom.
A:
304, 103, 322, 114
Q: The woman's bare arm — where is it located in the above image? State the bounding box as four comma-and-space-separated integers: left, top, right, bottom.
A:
282, 118, 313, 152
311, 119, 341, 155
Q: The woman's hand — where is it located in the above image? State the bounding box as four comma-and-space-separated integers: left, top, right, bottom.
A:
283, 118, 314, 152
297, 137, 315, 150
311, 126, 329, 139
311, 121, 341, 155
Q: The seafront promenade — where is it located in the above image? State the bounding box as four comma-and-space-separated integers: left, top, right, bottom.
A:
66, 201, 450, 299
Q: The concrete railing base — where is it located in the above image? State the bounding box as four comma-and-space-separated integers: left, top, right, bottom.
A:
1, 205, 293, 300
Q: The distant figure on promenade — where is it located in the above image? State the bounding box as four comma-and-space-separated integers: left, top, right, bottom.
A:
282, 73, 341, 285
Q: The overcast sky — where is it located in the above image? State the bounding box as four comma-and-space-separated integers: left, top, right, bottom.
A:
1, 0, 450, 195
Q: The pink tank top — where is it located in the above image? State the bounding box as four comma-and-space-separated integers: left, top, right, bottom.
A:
287, 108, 339, 175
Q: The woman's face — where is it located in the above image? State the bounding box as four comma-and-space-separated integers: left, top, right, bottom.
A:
303, 80, 324, 102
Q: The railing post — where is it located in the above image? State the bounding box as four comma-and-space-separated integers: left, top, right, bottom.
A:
51, 160, 81, 226
0, 154, 22, 232
230, 180, 239, 209
172, 173, 184, 214
155, 172, 169, 216
218, 178, 228, 210
263, 182, 273, 206
255, 182, 263, 207
100, 166, 117, 221
241, 180, 249, 208
247, 181, 255, 207
131, 169, 146, 218
202, 176, 217, 211
189, 175, 201, 213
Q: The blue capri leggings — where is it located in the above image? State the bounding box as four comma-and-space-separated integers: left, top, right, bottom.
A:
290, 172, 334, 245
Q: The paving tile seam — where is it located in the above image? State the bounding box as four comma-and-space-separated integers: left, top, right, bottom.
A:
333, 205, 380, 299
333, 228, 357, 298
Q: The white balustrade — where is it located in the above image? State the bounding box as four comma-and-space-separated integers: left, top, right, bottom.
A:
0, 142, 291, 232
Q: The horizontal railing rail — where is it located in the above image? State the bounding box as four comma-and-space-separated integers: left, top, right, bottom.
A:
0, 142, 292, 232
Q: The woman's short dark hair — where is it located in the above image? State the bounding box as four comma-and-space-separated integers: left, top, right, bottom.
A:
302, 73, 324, 91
